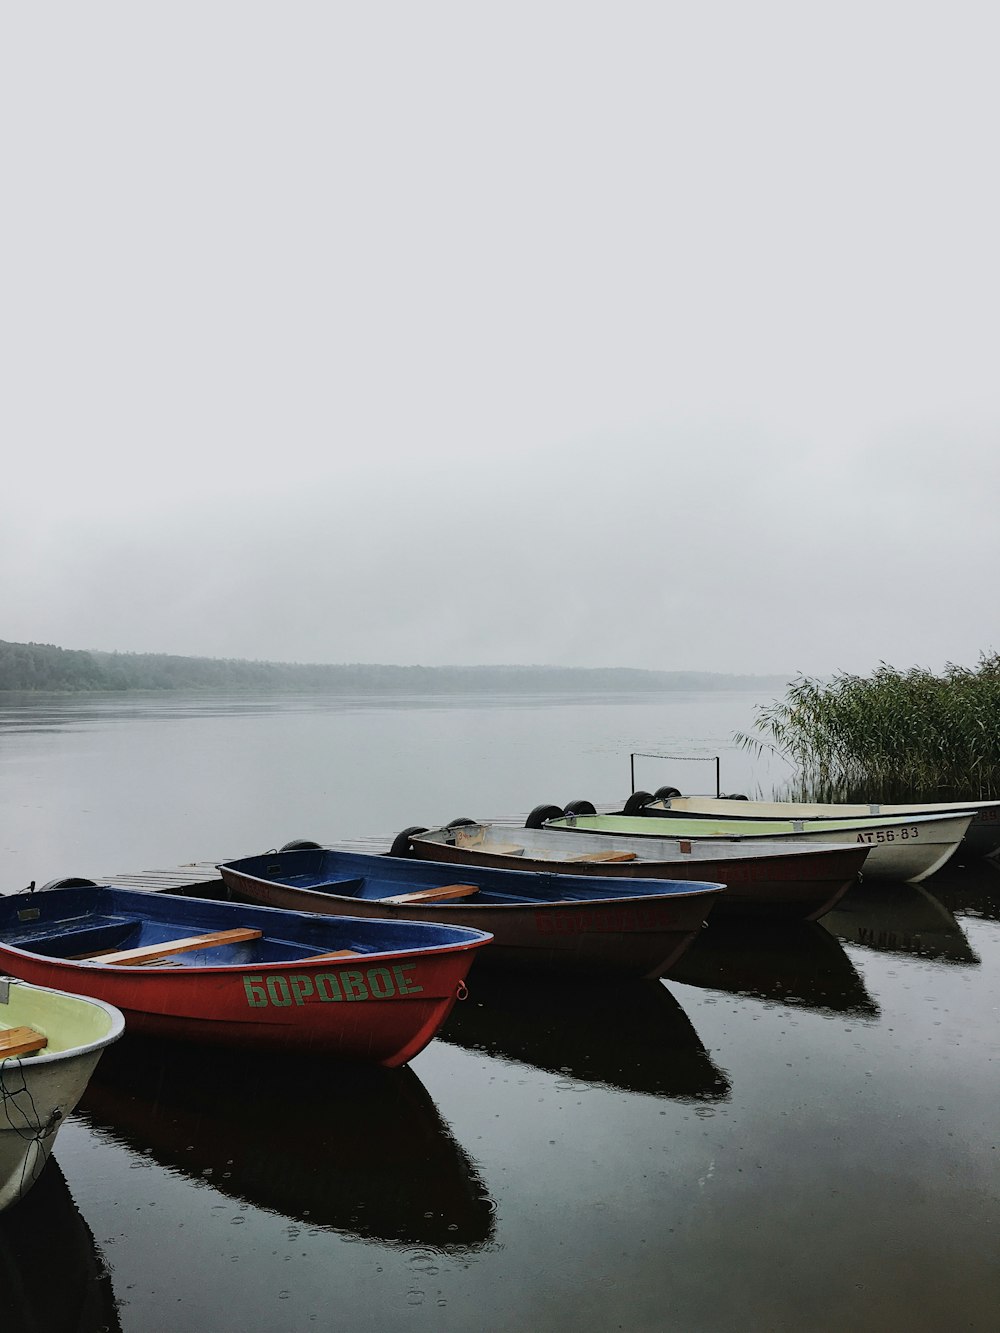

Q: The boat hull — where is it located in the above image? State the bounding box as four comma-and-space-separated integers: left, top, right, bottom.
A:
220, 849, 725, 979
644, 796, 1000, 857
401, 826, 869, 922
554, 812, 972, 883
221, 864, 717, 980
0, 979, 123, 1211
0, 888, 490, 1068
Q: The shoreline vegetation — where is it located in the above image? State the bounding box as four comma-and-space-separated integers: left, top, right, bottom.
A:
0, 640, 786, 696
738, 654, 1000, 800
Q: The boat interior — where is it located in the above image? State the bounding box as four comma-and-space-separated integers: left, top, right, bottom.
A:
425, 823, 843, 864
2, 913, 364, 968
224, 850, 722, 904
0, 888, 479, 969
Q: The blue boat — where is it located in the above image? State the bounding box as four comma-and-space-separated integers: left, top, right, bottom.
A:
218, 847, 725, 979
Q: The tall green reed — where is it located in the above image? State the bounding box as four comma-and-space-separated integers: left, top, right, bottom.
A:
736, 653, 1000, 801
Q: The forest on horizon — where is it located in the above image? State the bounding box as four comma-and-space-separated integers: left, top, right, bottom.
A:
0, 639, 787, 695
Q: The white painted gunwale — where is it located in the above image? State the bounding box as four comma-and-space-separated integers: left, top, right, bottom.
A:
652, 795, 1000, 822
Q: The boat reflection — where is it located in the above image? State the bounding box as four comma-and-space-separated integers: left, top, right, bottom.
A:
439, 974, 731, 1102
0, 1156, 121, 1333
76, 1038, 495, 1252
668, 921, 879, 1016
823, 880, 979, 963
920, 858, 1000, 923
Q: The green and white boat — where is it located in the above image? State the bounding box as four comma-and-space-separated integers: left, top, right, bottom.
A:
0, 977, 124, 1211
538, 809, 973, 883
627, 792, 1000, 858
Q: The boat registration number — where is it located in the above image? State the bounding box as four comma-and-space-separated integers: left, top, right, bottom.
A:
242, 963, 423, 1009
855, 826, 920, 844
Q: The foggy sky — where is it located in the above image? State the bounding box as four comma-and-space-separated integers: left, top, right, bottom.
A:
3, 3, 998, 677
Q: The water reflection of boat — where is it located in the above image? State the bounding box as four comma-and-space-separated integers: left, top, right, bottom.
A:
0, 1156, 122, 1333
822, 881, 979, 963
438, 974, 731, 1102
667, 921, 879, 1016
919, 859, 1000, 923
76, 1038, 495, 1252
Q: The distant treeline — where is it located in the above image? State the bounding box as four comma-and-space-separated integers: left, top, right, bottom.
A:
0, 640, 786, 695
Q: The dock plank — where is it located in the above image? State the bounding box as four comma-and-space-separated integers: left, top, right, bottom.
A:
48, 808, 627, 899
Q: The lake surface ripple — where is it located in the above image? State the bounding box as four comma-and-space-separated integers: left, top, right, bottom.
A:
1, 692, 997, 1332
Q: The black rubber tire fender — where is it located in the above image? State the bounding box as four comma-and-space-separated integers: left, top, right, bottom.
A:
524, 804, 564, 829
38, 876, 98, 892
622, 790, 655, 815
389, 826, 428, 857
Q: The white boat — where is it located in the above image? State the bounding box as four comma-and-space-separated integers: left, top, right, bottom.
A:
0, 977, 124, 1211
543, 810, 974, 883
630, 791, 1000, 857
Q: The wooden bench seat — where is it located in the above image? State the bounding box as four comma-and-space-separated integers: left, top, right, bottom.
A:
0, 1026, 48, 1058
565, 850, 638, 863
383, 884, 479, 905
89, 927, 263, 967
300, 949, 362, 962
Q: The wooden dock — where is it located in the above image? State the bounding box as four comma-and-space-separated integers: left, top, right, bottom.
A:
84, 811, 563, 894
99, 837, 394, 895
100, 863, 231, 894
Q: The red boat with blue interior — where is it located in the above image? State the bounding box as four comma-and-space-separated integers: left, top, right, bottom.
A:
218, 846, 726, 978
0, 886, 491, 1067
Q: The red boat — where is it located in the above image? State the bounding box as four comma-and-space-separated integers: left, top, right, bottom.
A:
0, 886, 492, 1068
218, 847, 726, 979
391, 821, 871, 921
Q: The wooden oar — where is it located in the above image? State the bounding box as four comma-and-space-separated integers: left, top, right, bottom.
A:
566, 851, 638, 863
299, 949, 362, 962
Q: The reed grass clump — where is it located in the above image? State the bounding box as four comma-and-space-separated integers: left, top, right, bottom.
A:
737, 654, 1000, 800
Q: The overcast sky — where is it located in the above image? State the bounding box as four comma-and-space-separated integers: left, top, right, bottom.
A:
2, 3, 997, 677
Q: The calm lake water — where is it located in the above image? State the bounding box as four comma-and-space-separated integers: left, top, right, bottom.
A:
1, 691, 998, 1332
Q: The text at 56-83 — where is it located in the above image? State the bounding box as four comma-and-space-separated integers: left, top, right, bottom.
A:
856, 827, 920, 844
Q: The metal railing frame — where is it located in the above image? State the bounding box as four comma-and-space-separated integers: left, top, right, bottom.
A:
629, 752, 721, 798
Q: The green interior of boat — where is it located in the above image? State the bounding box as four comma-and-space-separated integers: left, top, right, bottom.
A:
0, 981, 116, 1058
553, 814, 947, 838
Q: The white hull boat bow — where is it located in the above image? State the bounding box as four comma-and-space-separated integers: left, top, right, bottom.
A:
0, 978, 124, 1210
